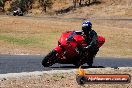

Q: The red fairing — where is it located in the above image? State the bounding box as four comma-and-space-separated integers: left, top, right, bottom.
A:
73, 34, 87, 46
54, 31, 105, 63
98, 36, 105, 47
54, 45, 63, 54
56, 31, 79, 58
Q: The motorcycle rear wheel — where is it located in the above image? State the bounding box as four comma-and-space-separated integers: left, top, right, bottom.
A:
42, 50, 57, 67
13, 13, 16, 16
87, 58, 93, 67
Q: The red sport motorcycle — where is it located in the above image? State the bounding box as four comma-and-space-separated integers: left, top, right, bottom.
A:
42, 31, 105, 67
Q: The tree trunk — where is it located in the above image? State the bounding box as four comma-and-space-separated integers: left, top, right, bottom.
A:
89, 0, 91, 4
73, 0, 77, 8
44, 5, 46, 12
79, 0, 82, 6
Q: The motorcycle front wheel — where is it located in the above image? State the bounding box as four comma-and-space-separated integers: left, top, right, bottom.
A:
42, 50, 57, 67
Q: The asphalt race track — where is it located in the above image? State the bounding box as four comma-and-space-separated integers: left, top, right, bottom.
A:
0, 55, 132, 74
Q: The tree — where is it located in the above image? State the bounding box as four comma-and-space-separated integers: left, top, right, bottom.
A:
10, 0, 33, 12
19, 0, 33, 12
85, 0, 91, 6
73, 0, 84, 7
73, 0, 77, 8
0, 0, 3, 5
79, 0, 82, 6
88, 0, 91, 5
0, 0, 5, 11
39, 0, 53, 13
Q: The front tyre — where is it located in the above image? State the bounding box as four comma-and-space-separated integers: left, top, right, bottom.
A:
42, 50, 57, 67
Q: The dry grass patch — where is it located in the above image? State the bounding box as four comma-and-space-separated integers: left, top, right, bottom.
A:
92, 20, 132, 57
0, 16, 81, 54
0, 16, 132, 57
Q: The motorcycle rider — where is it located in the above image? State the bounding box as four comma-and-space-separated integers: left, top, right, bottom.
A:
76, 21, 99, 67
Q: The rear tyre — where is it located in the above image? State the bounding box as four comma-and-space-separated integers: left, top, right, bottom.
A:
87, 59, 93, 67
42, 50, 57, 67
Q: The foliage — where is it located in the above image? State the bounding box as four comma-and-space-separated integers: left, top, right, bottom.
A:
10, 0, 33, 12
0, 0, 3, 5
0, 0, 5, 11
19, 0, 33, 12
1, 0, 100, 13
39, 0, 53, 12
9, 0, 53, 13
0, 0, 4, 7
72, 0, 99, 7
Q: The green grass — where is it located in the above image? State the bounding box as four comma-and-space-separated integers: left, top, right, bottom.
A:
0, 32, 61, 50
0, 35, 37, 46
30, 32, 61, 49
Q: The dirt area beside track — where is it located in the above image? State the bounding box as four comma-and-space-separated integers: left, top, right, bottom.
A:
0, 67, 132, 88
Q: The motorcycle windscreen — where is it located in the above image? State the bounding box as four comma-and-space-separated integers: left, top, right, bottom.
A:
67, 31, 76, 41
58, 31, 72, 45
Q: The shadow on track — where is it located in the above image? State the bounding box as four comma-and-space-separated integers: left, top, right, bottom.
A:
51, 65, 105, 69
